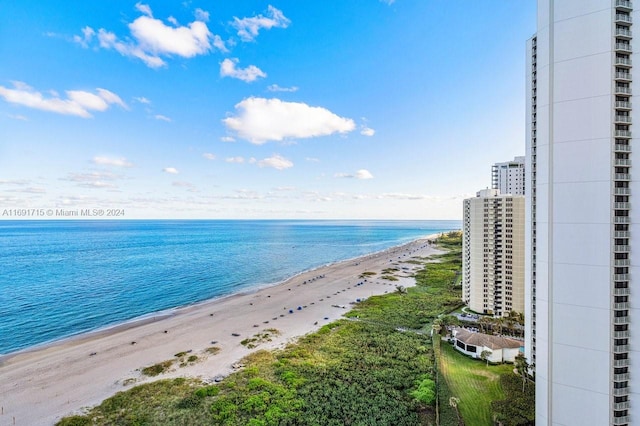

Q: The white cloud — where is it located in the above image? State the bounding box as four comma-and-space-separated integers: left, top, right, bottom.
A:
220, 136, 236, 142
335, 169, 374, 180
8, 114, 28, 121
232, 5, 290, 42
202, 153, 216, 160
73, 26, 95, 47
135, 2, 152, 16
0, 81, 127, 118
134, 96, 151, 104
172, 181, 197, 191
257, 154, 293, 170
195, 8, 210, 22
212, 35, 228, 52
360, 126, 375, 136
65, 171, 122, 189
226, 156, 245, 163
220, 58, 266, 82
267, 84, 298, 92
155, 114, 172, 122
223, 97, 355, 144
305, 157, 320, 163
78, 4, 222, 68
93, 156, 134, 167
355, 169, 374, 179
163, 167, 179, 174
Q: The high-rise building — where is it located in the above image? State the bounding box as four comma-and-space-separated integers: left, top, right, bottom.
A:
492, 156, 526, 196
463, 189, 525, 317
526, 1, 637, 425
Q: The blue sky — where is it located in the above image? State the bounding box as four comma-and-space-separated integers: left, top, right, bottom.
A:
0, 1, 536, 219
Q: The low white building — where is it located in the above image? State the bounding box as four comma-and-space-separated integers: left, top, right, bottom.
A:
452, 328, 521, 363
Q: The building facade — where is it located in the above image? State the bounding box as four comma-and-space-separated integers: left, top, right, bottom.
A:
526, 1, 638, 424
492, 156, 526, 196
463, 189, 525, 317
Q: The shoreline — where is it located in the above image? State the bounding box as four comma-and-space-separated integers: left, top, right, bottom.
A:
0, 235, 435, 362
0, 233, 445, 425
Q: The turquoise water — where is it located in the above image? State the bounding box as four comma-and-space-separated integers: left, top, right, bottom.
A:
0, 220, 459, 355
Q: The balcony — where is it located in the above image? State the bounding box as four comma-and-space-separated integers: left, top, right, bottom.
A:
616, 57, 633, 67
615, 202, 631, 209
614, 316, 631, 324
616, 159, 632, 166
614, 244, 631, 251
616, 86, 633, 95
615, 188, 631, 196
614, 330, 630, 338
615, 231, 631, 238
616, 72, 633, 81
615, 130, 632, 138
614, 373, 631, 381
616, 115, 633, 124
614, 302, 631, 309
616, 101, 632, 110
615, 258, 631, 265
615, 144, 632, 152
616, 43, 633, 53
614, 344, 630, 353
614, 216, 631, 224
617, 28, 633, 39
614, 288, 631, 296
614, 359, 630, 367
613, 387, 630, 396
616, 14, 633, 24
612, 416, 630, 425
614, 401, 630, 410
616, 0, 633, 10
615, 173, 631, 180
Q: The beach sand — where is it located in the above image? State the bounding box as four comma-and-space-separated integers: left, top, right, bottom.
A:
0, 236, 442, 426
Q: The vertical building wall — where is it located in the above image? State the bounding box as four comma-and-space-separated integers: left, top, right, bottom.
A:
492, 156, 526, 196
528, 1, 636, 424
463, 190, 525, 317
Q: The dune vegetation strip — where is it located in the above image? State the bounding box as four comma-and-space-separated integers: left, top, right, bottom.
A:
57, 232, 466, 426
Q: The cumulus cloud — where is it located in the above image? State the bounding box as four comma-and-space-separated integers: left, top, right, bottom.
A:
232, 5, 290, 42
335, 169, 374, 180
360, 126, 375, 136
202, 153, 216, 160
93, 156, 134, 167
163, 167, 179, 174
76, 4, 222, 68
267, 84, 298, 92
0, 81, 127, 118
257, 154, 293, 170
223, 97, 355, 144
220, 58, 266, 82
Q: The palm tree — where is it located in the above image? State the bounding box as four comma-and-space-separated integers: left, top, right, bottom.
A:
449, 396, 462, 424
515, 353, 529, 392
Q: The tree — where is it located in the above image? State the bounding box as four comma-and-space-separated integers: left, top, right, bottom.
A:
515, 353, 529, 392
449, 396, 462, 424
480, 349, 492, 366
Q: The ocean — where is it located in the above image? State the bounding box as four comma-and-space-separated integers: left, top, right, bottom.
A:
0, 219, 460, 355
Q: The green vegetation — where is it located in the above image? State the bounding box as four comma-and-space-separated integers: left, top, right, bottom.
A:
240, 329, 281, 349
359, 271, 377, 278
380, 274, 399, 281
57, 232, 529, 426
436, 337, 512, 426
206, 346, 221, 355
491, 371, 535, 425
141, 359, 174, 377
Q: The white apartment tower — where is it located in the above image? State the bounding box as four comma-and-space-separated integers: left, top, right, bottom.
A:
526, 1, 638, 425
463, 189, 525, 317
492, 156, 526, 196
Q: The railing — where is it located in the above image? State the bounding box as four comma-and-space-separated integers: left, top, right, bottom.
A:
612, 415, 630, 425
614, 359, 630, 367
616, 101, 632, 109
614, 373, 631, 381
615, 173, 631, 180
616, 14, 633, 23
615, 144, 632, 152
616, 72, 632, 80
616, 0, 633, 9
613, 344, 630, 353
616, 43, 633, 52
616, 57, 632, 66
614, 317, 630, 324
614, 288, 631, 296
616, 86, 632, 94
616, 116, 632, 123
614, 231, 630, 238
614, 217, 631, 224
614, 302, 631, 309
616, 28, 633, 37
614, 330, 630, 338
614, 202, 631, 209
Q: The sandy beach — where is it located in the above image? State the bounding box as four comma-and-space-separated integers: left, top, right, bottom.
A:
0, 236, 442, 426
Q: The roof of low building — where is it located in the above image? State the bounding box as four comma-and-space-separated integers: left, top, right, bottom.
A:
453, 328, 521, 350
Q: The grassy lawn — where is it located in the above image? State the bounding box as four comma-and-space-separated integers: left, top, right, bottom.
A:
436, 337, 513, 426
